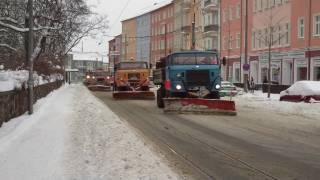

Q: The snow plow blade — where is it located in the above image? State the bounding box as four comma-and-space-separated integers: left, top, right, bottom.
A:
163, 98, 237, 116
113, 91, 155, 100
88, 85, 112, 91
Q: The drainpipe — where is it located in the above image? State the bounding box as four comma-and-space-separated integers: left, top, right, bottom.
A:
307, 0, 312, 80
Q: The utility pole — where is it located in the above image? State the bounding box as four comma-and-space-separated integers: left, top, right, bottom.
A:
191, 0, 196, 50
307, 0, 312, 80
243, 0, 249, 93
27, 0, 34, 114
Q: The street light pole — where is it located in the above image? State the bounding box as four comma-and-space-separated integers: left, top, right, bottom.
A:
243, 0, 249, 93
27, 0, 34, 114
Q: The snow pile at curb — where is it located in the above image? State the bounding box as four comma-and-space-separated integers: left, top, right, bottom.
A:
0, 70, 63, 92
0, 85, 72, 180
64, 85, 180, 179
235, 91, 320, 119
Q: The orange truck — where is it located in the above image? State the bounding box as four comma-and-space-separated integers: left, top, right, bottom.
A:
113, 61, 154, 99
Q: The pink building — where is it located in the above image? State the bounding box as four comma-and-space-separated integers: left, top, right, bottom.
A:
291, 0, 320, 82
220, 0, 244, 83
150, 2, 175, 68
221, 0, 320, 85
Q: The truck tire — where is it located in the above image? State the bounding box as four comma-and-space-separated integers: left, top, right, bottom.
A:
157, 88, 165, 108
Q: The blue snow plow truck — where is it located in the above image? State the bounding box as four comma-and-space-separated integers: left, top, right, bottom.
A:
153, 50, 236, 115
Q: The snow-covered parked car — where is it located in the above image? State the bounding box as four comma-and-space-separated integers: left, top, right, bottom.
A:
220, 81, 241, 97
280, 81, 320, 103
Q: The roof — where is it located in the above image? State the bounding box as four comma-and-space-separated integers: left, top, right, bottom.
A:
121, 0, 173, 22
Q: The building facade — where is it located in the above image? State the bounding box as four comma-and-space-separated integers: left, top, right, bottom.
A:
173, 0, 191, 51
121, 18, 137, 61
150, 2, 175, 67
221, 0, 320, 85
291, 0, 320, 82
108, 34, 122, 73
202, 0, 220, 51
220, 0, 244, 83
136, 13, 151, 63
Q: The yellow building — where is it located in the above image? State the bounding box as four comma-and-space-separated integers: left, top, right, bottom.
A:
173, 0, 203, 51
121, 17, 137, 61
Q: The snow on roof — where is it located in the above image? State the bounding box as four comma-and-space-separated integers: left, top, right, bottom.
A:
280, 81, 320, 97
121, 0, 172, 22
71, 51, 104, 62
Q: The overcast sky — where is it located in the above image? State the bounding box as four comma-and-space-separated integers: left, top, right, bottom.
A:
73, 0, 171, 61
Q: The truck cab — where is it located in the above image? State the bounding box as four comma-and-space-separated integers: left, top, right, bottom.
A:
154, 51, 223, 107
114, 61, 150, 91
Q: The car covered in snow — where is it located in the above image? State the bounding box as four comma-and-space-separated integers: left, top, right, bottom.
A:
280, 81, 320, 103
219, 81, 240, 97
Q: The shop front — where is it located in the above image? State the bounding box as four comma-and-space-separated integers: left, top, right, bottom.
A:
294, 59, 308, 82
258, 58, 281, 84
312, 58, 320, 81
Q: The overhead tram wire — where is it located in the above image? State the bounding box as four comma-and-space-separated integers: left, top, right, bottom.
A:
109, 0, 131, 30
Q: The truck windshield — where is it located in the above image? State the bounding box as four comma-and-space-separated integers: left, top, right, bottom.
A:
118, 62, 147, 70
171, 53, 218, 65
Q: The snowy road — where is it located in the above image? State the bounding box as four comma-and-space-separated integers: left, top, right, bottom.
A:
93, 90, 320, 180
0, 84, 180, 180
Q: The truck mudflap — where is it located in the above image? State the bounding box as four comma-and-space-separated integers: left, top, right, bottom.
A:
163, 98, 237, 116
113, 91, 155, 100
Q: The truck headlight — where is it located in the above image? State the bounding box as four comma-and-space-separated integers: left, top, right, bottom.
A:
176, 72, 184, 78
92, 76, 96, 79
86, 75, 90, 79
215, 84, 221, 89
176, 84, 182, 90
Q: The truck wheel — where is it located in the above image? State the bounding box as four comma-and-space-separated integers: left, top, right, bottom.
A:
157, 88, 165, 108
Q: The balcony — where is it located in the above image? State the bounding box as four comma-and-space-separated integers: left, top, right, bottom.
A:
181, 25, 191, 33
203, 24, 219, 34
181, 0, 191, 12
203, 0, 218, 12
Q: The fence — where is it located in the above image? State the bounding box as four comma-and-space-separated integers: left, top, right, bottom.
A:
0, 81, 64, 127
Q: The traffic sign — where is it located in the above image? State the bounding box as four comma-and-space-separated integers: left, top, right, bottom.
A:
243, 63, 250, 71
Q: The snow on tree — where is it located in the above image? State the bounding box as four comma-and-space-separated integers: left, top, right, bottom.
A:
0, 0, 108, 73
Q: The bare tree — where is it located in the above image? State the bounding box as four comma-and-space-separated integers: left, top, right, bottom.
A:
253, 6, 289, 98
0, 0, 108, 114
0, 0, 108, 70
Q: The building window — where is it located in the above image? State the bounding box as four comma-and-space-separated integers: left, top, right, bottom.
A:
236, 33, 240, 48
252, 31, 256, 49
298, 17, 305, 38
229, 7, 233, 21
297, 67, 308, 81
314, 65, 320, 81
258, 30, 262, 48
277, 25, 282, 46
284, 23, 290, 44
314, 14, 320, 36
236, 4, 241, 18
223, 10, 227, 22
229, 35, 233, 49
225, 36, 229, 50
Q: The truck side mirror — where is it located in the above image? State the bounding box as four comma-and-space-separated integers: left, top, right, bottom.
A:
149, 64, 153, 69
222, 57, 227, 66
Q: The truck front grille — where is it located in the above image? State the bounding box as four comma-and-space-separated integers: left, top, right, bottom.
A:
128, 73, 140, 81
186, 70, 210, 86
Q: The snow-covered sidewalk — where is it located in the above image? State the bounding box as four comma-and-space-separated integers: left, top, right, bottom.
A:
0, 84, 179, 180
233, 91, 320, 119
